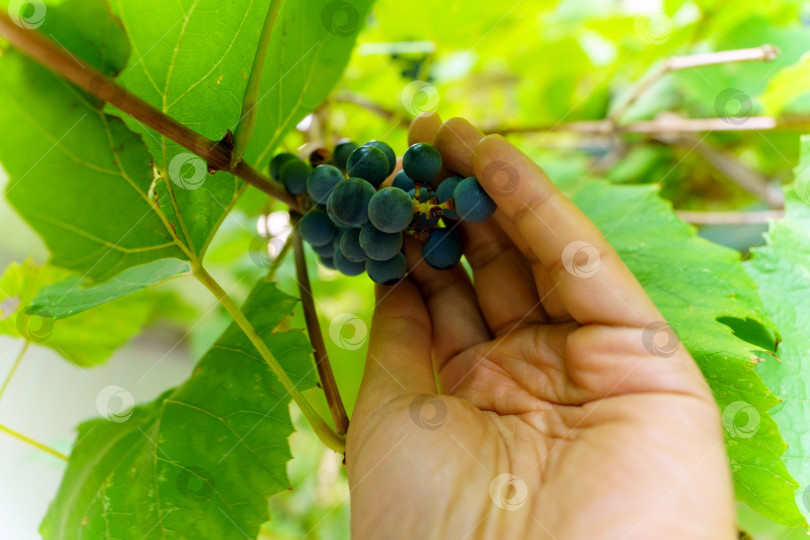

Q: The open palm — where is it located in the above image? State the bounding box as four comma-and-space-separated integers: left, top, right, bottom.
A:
346, 115, 735, 540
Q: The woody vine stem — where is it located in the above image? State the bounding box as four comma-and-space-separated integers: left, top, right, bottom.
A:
0, 4, 351, 453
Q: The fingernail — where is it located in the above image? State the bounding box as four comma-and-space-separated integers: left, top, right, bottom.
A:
472, 134, 508, 160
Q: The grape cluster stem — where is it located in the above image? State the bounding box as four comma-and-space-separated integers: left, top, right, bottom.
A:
291, 214, 350, 436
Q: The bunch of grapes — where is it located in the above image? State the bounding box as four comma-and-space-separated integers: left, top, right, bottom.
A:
269, 139, 496, 285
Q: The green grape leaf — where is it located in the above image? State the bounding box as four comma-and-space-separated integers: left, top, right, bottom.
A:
29, 258, 190, 320
573, 181, 805, 527
761, 55, 810, 115
110, 0, 374, 255
247, 0, 376, 167
746, 140, 810, 523
0, 260, 159, 366
0, 0, 187, 283
40, 280, 318, 539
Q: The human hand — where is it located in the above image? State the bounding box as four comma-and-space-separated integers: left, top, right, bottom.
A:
345, 114, 735, 540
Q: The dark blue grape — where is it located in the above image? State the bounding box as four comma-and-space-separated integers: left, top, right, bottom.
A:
327, 177, 376, 226
333, 245, 366, 276
364, 140, 397, 175
339, 228, 368, 263
368, 187, 414, 233
269, 152, 297, 180
347, 146, 389, 187
319, 256, 336, 270
392, 171, 415, 192
359, 223, 403, 261
307, 164, 344, 204
298, 209, 336, 247
279, 159, 311, 195
453, 176, 496, 223
422, 228, 463, 269
327, 198, 352, 228
332, 227, 351, 251
313, 242, 335, 258
402, 143, 442, 183
366, 253, 407, 285
333, 141, 358, 170
436, 176, 463, 220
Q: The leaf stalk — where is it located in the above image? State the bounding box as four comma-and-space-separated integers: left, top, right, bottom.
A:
192, 265, 345, 453
232, 0, 284, 164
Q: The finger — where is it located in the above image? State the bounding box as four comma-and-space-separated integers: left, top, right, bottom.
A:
408, 112, 442, 146
352, 278, 437, 433
473, 134, 661, 327
403, 237, 491, 370
431, 118, 552, 330
433, 117, 481, 176
563, 324, 713, 402
490, 211, 570, 321
461, 219, 548, 333
418, 116, 570, 322
407, 115, 490, 364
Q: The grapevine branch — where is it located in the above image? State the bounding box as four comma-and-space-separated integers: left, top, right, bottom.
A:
608, 45, 779, 123
341, 96, 810, 134
678, 134, 784, 208
0, 11, 302, 212
334, 92, 411, 128
676, 209, 784, 225
291, 221, 350, 435
0, 9, 351, 452
486, 115, 810, 135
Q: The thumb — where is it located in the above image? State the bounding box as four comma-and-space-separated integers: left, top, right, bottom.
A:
350, 278, 436, 434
